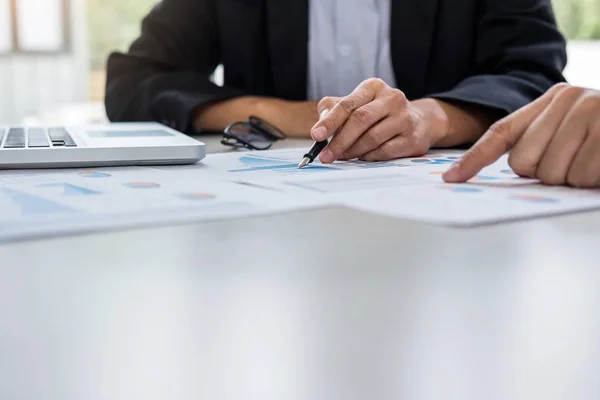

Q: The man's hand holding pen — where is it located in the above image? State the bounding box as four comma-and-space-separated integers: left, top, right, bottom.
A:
308, 78, 436, 164
305, 78, 498, 165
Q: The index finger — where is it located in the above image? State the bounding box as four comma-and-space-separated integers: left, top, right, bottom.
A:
311, 79, 383, 142
443, 88, 559, 183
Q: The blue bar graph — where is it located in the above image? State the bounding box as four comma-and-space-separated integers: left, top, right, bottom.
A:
1, 188, 75, 216
38, 183, 102, 196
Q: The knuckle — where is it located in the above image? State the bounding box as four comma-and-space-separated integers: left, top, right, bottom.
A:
551, 86, 587, 109
550, 82, 571, 95
350, 107, 373, 125
338, 98, 358, 115
487, 119, 515, 152
381, 140, 403, 159
578, 92, 600, 111
375, 143, 394, 160
508, 152, 537, 178
362, 131, 383, 150
318, 97, 335, 110
321, 115, 337, 130
389, 89, 408, 104
488, 119, 510, 137
365, 77, 385, 88
559, 85, 585, 98
398, 111, 418, 131
537, 168, 565, 186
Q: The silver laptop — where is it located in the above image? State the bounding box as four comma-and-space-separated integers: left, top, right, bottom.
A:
0, 123, 205, 169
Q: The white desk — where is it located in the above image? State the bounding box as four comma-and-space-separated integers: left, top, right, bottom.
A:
1, 134, 599, 400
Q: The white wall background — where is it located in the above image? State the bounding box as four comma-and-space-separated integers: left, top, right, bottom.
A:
565, 41, 600, 89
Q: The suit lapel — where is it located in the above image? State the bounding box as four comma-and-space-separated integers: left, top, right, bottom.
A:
263, 0, 438, 100
265, 0, 309, 100
391, 0, 439, 99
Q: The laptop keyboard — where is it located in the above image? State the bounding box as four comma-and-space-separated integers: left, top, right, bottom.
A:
3, 128, 26, 148
0, 127, 77, 149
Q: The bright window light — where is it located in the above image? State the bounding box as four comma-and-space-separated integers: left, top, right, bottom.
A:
0, 0, 12, 53
16, 0, 65, 52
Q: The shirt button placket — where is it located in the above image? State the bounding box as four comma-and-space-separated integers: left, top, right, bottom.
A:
339, 45, 352, 57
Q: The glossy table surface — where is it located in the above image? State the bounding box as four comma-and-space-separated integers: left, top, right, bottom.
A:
1, 134, 599, 400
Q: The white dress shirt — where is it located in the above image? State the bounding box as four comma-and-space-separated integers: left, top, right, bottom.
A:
307, 0, 397, 100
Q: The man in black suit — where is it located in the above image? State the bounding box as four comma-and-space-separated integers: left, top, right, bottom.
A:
106, 0, 566, 161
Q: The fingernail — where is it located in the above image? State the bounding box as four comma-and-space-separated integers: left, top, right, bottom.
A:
320, 109, 330, 119
443, 163, 461, 182
312, 127, 327, 141
319, 149, 335, 164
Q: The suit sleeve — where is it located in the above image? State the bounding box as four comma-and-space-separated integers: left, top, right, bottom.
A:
429, 0, 567, 116
105, 0, 245, 134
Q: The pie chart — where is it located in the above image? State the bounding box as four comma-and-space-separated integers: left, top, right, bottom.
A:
179, 193, 217, 201
438, 185, 483, 193
123, 182, 161, 189
510, 195, 559, 204
470, 175, 500, 182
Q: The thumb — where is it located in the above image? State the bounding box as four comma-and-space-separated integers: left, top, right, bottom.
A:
443, 87, 559, 183
312, 97, 342, 140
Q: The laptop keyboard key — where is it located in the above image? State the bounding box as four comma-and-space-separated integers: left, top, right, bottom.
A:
48, 127, 77, 147
28, 128, 50, 148
3, 128, 26, 148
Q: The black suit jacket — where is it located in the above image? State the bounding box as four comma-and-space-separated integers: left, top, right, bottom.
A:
105, 0, 567, 134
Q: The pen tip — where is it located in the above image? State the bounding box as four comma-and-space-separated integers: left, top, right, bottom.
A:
298, 157, 311, 169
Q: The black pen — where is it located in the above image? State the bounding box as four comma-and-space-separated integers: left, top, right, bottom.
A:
298, 140, 329, 169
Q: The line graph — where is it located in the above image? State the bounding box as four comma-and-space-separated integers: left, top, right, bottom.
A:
228, 155, 342, 174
